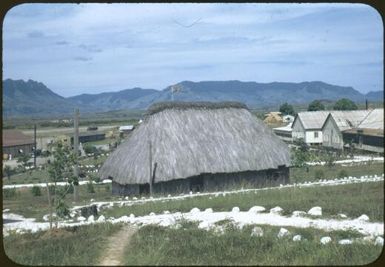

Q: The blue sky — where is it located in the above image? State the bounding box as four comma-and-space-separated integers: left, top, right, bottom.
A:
3, 3, 383, 97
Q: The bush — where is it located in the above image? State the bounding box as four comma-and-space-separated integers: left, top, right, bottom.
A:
105, 184, 111, 193
338, 170, 348, 178
314, 169, 325, 180
87, 182, 95, 194
3, 188, 17, 199
56, 199, 70, 218
31, 186, 42, 196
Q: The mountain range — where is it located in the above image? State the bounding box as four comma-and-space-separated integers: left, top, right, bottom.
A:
3, 79, 383, 117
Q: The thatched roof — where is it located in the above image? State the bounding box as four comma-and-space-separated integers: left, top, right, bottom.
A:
99, 101, 290, 185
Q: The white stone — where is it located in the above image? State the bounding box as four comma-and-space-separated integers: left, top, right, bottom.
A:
163, 210, 170, 214
190, 207, 200, 214
189, 191, 193, 195
3, 209, 10, 213
338, 239, 353, 245
248, 206, 266, 213
308, 206, 322, 216
320, 236, 332, 244
77, 216, 86, 221
232, 207, 240, 213
270, 206, 283, 215
277, 228, 290, 238
338, 214, 347, 219
129, 214, 135, 218
292, 211, 306, 217
214, 193, 219, 197
90, 199, 94, 202
167, 194, 171, 198
293, 235, 302, 242
204, 208, 213, 213
357, 214, 369, 222
88, 215, 94, 222
124, 196, 129, 200
374, 236, 384, 246
109, 202, 114, 207
69, 212, 76, 218
250, 226, 264, 237
149, 212, 155, 216
198, 221, 211, 230
97, 215, 105, 222
133, 197, 138, 200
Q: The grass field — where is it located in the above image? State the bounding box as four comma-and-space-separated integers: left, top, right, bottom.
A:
3, 183, 116, 221
101, 181, 384, 222
4, 223, 122, 266
123, 222, 382, 265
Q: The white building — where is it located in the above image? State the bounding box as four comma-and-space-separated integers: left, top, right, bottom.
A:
273, 122, 293, 142
292, 111, 330, 145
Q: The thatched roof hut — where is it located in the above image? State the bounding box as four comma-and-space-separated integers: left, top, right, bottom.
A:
100, 101, 290, 194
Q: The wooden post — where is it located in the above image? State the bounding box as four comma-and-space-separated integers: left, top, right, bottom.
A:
149, 140, 153, 196
33, 124, 37, 168
73, 109, 79, 202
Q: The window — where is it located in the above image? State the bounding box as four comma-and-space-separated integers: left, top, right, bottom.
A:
314, 132, 319, 138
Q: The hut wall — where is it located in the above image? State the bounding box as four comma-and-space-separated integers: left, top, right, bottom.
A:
112, 167, 289, 196
3, 143, 34, 157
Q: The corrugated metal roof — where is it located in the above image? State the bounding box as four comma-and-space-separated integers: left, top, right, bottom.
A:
329, 110, 371, 131
297, 111, 330, 129
2, 130, 34, 147
358, 108, 383, 130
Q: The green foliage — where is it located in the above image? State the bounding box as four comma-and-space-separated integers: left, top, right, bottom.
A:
3, 188, 17, 199
84, 144, 97, 154
333, 98, 358, 110
3, 165, 13, 180
279, 102, 295, 115
55, 199, 70, 218
17, 153, 32, 172
338, 169, 348, 178
105, 184, 111, 193
291, 139, 310, 167
87, 182, 95, 194
31, 186, 42, 197
314, 169, 325, 180
307, 100, 325, 111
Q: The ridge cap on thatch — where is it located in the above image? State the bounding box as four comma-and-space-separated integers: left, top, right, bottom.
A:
146, 101, 249, 115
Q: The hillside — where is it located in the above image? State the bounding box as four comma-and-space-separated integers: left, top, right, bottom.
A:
3, 79, 381, 117
3, 79, 79, 117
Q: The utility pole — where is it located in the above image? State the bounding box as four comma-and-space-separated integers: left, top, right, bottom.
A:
33, 124, 37, 168
148, 140, 153, 196
73, 109, 79, 202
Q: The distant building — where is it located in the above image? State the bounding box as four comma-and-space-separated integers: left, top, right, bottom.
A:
263, 112, 283, 124
321, 110, 370, 149
2, 130, 34, 158
342, 109, 384, 153
273, 122, 293, 142
67, 131, 106, 145
119, 125, 134, 133
292, 111, 330, 145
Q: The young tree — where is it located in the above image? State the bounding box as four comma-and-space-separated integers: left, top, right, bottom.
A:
3, 165, 13, 181
46, 141, 78, 230
17, 153, 31, 172
333, 98, 358, 110
279, 102, 295, 115
308, 100, 325, 111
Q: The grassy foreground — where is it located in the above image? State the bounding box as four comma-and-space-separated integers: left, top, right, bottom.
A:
102, 181, 384, 222
123, 222, 383, 265
4, 223, 122, 266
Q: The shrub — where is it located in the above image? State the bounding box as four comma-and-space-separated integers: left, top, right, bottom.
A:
87, 182, 95, 194
56, 199, 70, 218
314, 169, 325, 180
338, 170, 348, 178
105, 184, 111, 193
31, 186, 42, 196
3, 188, 17, 199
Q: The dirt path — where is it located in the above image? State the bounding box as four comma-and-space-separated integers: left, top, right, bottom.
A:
97, 224, 138, 266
